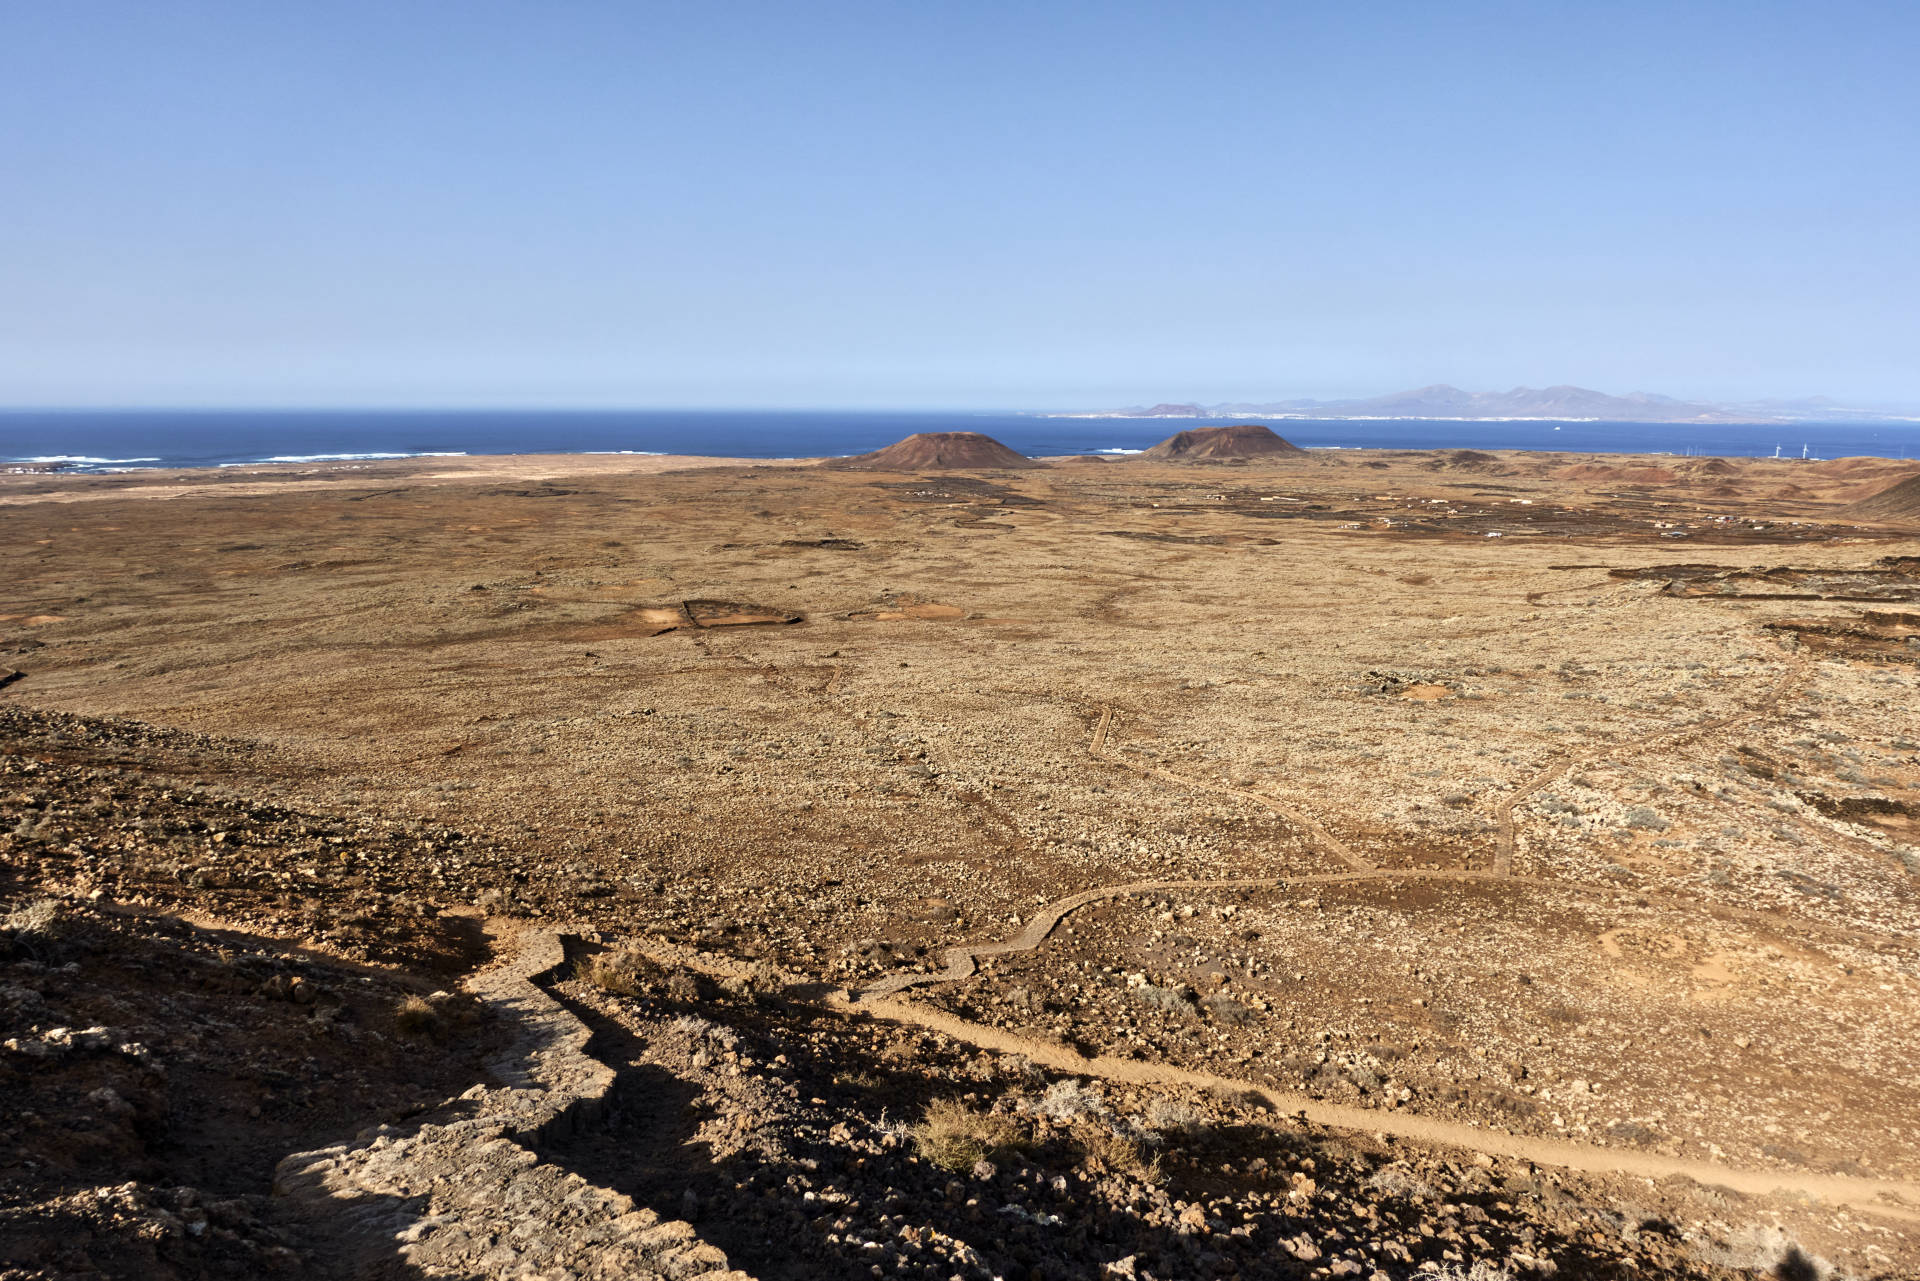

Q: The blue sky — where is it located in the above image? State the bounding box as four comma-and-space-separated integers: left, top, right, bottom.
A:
2, 1, 1915, 409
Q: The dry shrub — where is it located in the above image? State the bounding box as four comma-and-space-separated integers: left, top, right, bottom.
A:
394, 994, 441, 1039
1038, 1078, 1109, 1123
1076, 1126, 1164, 1184
1699, 1226, 1829, 1281
1427, 1265, 1514, 1281
1201, 992, 1252, 1024
1144, 1096, 1205, 1135
3, 898, 62, 938
664, 969, 708, 1003
670, 1013, 740, 1051
1, 899, 65, 960
1367, 1161, 1436, 1201
575, 948, 659, 997
911, 1099, 1028, 1172
1128, 983, 1199, 1019
576, 946, 708, 1003
1623, 805, 1670, 831
721, 960, 785, 1001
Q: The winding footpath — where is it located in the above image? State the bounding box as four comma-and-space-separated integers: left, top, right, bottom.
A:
861, 655, 1880, 1012
822, 659, 1920, 1223
833, 989, 1920, 1223
825, 865, 1920, 1222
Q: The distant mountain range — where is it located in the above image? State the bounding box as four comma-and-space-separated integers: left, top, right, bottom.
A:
1069, 385, 1912, 424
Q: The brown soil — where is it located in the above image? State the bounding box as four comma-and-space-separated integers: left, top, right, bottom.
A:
0, 722, 505, 1276
1802, 792, 1920, 837
582, 599, 803, 637
1848, 471, 1920, 523
848, 603, 967, 622
4, 445, 1920, 1278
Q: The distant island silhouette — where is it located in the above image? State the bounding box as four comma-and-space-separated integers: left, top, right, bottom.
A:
1066, 384, 1914, 426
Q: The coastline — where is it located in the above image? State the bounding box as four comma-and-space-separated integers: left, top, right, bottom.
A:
8, 408, 1920, 473
4, 444, 1917, 523
0, 451, 820, 505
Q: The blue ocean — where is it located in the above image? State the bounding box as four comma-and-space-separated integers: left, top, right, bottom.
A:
4, 409, 1918, 471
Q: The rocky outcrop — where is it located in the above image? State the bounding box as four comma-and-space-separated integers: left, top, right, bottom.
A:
273, 921, 748, 1280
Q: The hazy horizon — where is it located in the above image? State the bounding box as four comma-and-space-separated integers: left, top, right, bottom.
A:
6, 380, 1919, 417
5, 2, 1917, 409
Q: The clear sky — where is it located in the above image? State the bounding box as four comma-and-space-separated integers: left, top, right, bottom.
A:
3, 1, 1915, 409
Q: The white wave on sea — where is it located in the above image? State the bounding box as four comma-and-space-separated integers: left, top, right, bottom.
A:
15, 455, 163, 464
1086, 447, 1144, 454
216, 451, 471, 466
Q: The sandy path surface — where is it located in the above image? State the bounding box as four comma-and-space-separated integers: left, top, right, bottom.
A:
583, 923, 1920, 1220
610, 918, 1920, 1221
816, 672, 1920, 1220
834, 989, 1920, 1221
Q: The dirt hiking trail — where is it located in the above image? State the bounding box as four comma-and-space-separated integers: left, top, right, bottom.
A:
835, 990, 1920, 1222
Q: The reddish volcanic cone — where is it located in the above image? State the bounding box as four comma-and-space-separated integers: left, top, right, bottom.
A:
1139, 423, 1304, 462
828, 431, 1043, 471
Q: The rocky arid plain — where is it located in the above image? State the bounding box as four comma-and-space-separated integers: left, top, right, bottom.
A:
3, 432, 1919, 1281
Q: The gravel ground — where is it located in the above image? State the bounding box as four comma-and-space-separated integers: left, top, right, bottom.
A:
3, 448, 1918, 1277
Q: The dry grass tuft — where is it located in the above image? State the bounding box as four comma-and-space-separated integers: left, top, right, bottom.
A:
911, 1099, 1028, 1172
394, 994, 441, 1039
1128, 982, 1200, 1019
1367, 1161, 1436, 1200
